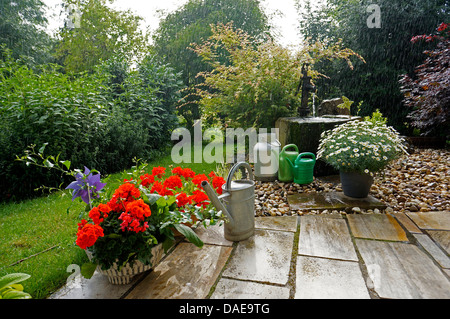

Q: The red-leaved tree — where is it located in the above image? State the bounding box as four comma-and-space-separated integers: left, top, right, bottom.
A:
400, 23, 449, 137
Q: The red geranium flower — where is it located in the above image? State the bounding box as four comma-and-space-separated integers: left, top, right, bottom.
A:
163, 175, 183, 190
119, 200, 151, 233
88, 203, 111, 225
140, 173, 155, 188
108, 183, 140, 212
192, 174, 208, 188
212, 176, 226, 194
152, 166, 166, 179
181, 168, 195, 179
189, 190, 209, 208
76, 220, 104, 249
176, 192, 192, 207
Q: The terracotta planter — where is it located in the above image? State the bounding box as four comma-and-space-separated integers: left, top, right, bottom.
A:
87, 243, 165, 285
340, 171, 374, 198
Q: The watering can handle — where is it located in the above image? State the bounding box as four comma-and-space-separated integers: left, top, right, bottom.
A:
298, 152, 316, 161
226, 162, 253, 190
282, 144, 299, 153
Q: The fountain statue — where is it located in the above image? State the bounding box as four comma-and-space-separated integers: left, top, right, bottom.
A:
276, 63, 360, 176
297, 63, 317, 117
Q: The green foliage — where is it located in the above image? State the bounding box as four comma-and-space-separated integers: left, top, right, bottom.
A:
191, 23, 363, 128
153, 0, 270, 128
0, 50, 110, 200
364, 109, 388, 126
0, 273, 32, 299
56, 0, 149, 73
0, 0, 54, 65
118, 55, 184, 151
297, 0, 448, 133
0, 49, 182, 201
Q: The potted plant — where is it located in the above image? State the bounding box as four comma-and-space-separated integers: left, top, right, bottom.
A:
16, 146, 226, 284
70, 164, 225, 284
317, 111, 407, 198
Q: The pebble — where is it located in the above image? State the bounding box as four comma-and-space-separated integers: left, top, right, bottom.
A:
254, 148, 450, 217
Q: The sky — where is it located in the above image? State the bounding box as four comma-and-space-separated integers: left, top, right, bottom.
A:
42, 0, 316, 47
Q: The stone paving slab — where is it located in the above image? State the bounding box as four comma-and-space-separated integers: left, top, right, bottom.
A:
126, 243, 232, 299
255, 216, 298, 232
49, 269, 141, 299
222, 229, 294, 285
298, 215, 358, 261
295, 256, 370, 299
288, 192, 386, 211
355, 239, 450, 299
390, 212, 422, 234
413, 234, 450, 269
210, 278, 290, 299
194, 223, 233, 247
406, 211, 450, 230
427, 230, 450, 255
347, 214, 408, 241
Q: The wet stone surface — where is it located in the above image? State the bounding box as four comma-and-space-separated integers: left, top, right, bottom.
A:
221, 229, 294, 285
288, 192, 386, 212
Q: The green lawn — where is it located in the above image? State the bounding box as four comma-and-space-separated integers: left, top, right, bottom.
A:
0, 150, 218, 299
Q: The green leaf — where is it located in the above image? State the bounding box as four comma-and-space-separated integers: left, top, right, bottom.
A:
162, 237, 175, 253
80, 262, 97, 279
143, 192, 161, 205
156, 196, 167, 207
43, 158, 54, 168
2, 290, 31, 299
38, 143, 48, 154
60, 160, 71, 170
0, 273, 31, 290
173, 224, 204, 248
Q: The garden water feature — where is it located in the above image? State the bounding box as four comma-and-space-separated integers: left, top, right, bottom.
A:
275, 64, 362, 211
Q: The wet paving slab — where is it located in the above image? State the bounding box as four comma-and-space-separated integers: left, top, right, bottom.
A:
347, 214, 408, 241
50, 212, 450, 299
295, 256, 370, 299
356, 239, 450, 299
298, 215, 358, 261
288, 192, 387, 211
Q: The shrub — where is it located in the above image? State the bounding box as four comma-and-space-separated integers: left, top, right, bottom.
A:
400, 23, 450, 137
0, 51, 110, 200
189, 23, 364, 128
0, 50, 182, 201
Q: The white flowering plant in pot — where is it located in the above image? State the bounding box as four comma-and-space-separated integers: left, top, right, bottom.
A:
317, 111, 408, 197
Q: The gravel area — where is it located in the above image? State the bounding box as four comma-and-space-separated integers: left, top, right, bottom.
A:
255, 148, 450, 216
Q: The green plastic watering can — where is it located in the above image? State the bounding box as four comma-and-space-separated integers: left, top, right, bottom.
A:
286, 152, 316, 185
278, 144, 299, 182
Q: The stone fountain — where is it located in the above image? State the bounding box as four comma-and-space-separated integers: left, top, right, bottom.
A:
276, 64, 360, 176
276, 64, 386, 212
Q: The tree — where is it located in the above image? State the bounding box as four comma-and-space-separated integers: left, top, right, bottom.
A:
0, 0, 54, 65
56, 0, 149, 73
153, 0, 270, 128
191, 23, 363, 128
400, 23, 449, 138
297, 0, 448, 133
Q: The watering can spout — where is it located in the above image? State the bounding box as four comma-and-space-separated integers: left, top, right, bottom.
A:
286, 157, 294, 170
201, 180, 235, 227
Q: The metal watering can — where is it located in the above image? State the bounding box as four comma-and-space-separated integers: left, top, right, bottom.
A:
286, 152, 316, 185
201, 162, 255, 242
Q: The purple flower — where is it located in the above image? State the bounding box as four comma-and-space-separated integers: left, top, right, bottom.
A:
65, 167, 106, 204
